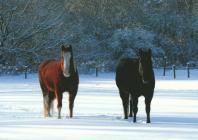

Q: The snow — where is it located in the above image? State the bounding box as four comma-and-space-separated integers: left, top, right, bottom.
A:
0, 69, 198, 140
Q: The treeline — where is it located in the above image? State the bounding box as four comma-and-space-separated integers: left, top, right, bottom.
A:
1, 0, 198, 74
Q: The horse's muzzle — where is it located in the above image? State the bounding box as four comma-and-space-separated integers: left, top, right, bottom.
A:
63, 71, 70, 77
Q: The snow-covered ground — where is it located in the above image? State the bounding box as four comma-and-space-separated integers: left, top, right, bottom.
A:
0, 69, 198, 140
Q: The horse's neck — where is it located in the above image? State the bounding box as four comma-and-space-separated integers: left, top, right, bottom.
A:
73, 60, 77, 73
70, 57, 75, 69
139, 61, 154, 81
146, 67, 155, 82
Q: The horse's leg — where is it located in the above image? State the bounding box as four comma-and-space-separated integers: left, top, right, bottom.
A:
145, 96, 153, 123
43, 94, 50, 117
48, 92, 55, 117
129, 94, 133, 117
132, 97, 138, 123
120, 90, 129, 119
68, 90, 77, 118
39, 80, 49, 117
55, 91, 63, 119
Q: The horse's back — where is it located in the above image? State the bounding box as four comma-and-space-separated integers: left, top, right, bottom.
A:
116, 58, 139, 71
39, 59, 57, 71
116, 58, 141, 92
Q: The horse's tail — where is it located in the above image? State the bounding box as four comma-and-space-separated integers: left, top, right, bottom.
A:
38, 67, 46, 96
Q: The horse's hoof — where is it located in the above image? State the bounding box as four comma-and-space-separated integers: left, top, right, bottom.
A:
129, 114, 133, 117
147, 120, 151, 123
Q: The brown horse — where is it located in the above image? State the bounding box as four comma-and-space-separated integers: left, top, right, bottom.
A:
38, 45, 79, 119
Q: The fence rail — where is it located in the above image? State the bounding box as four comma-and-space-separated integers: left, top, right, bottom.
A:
0, 65, 29, 78
0, 64, 198, 79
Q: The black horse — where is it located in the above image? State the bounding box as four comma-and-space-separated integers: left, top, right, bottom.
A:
116, 48, 155, 123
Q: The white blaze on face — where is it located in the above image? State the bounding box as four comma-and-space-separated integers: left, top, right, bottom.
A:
63, 52, 71, 77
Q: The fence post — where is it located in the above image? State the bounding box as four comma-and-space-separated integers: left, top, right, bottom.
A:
172, 65, 176, 79
187, 63, 190, 78
96, 67, 98, 77
24, 66, 28, 79
163, 56, 167, 76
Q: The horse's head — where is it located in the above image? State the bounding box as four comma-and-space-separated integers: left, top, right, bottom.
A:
61, 44, 73, 77
139, 48, 152, 84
